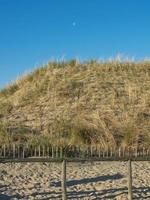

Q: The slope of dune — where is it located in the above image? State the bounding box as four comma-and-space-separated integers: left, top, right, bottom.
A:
0, 60, 150, 149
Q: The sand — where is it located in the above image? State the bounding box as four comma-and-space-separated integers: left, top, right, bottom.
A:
0, 161, 149, 200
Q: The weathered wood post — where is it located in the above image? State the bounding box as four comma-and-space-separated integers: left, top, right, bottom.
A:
52, 146, 54, 158
62, 159, 67, 200
103, 150, 105, 158
0, 146, 1, 157
3, 144, 6, 157
47, 146, 50, 157
135, 147, 138, 158
118, 147, 121, 157
90, 145, 93, 157
147, 149, 149, 158
98, 146, 101, 158
60, 146, 63, 158
22, 146, 25, 159
38, 146, 41, 157
18, 145, 20, 158
13, 144, 15, 158
43, 146, 45, 157
128, 159, 133, 200
143, 147, 145, 157
34, 147, 37, 157
56, 146, 58, 158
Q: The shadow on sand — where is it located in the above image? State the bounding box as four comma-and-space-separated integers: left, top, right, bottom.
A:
0, 174, 150, 199
52, 173, 123, 187
67, 186, 150, 199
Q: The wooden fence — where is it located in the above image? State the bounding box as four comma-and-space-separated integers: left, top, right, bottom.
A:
0, 144, 149, 160
0, 144, 149, 200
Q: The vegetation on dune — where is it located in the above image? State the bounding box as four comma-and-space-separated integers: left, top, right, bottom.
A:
0, 60, 150, 149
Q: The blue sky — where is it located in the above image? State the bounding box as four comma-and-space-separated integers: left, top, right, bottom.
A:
0, 0, 150, 88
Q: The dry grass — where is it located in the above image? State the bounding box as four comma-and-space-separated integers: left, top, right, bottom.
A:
0, 60, 150, 149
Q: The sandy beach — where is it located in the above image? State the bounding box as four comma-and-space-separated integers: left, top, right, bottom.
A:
0, 161, 149, 200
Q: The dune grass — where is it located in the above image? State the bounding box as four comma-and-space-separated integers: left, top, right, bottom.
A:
0, 60, 150, 149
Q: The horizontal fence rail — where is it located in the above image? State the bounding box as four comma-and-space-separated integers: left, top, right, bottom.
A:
0, 144, 149, 161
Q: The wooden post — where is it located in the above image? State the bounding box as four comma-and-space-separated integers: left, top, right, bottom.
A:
56, 146, 58, 158
128, 159, 133, 200
43, 146, 45, 157
143, 147, 145, 157
98, 147, 101, 158
135, 147, 138, 158
47, 146, 50, 157
86, 145, 88, 157
26, 144, 28, 157
13, 144, 15, 158
0, 146, 2, 157
90, 145, 93, 157
18, 145, 20, 158
8, 144, 11, 157
78, 146, 80, 158
62, 159, 67, 200
103, 150, 105, 158
38, 146, 41, 157
106, 147, 108, 157
147, 149, 149, 158
22, 146, 25, 159
110, 148, 113, 157
0, 147, 2, 157
52, 146, 54, 158
3, 144, 6, 157
34, 147, 37, 157
118, 147, 121, 157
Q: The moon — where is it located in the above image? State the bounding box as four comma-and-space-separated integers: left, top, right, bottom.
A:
72, 22, 76, 27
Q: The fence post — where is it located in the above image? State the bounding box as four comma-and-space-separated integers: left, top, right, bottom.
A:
56, 146, 58, 158
60, 147, 63, 158
34, 147, 37, 157
119, 147, 121, 157
62, 159, 67, 200
22, 146, 25, 159
147, 149, 149, 158
110, 147, 113, 157
98, 146, 101, 158
52, 146, 54, 158
90, 145, 93, 157
135, 147, 138, 158
38, 146, 41, 157
47, 146, 50, 157
128, 159, 133, 200
43, 146, 45, 157
103, 150, 105, 158
13, 144, 15, 158
143, 147, 145, 157
18, 145, 20, 158
3, 144, 6, 157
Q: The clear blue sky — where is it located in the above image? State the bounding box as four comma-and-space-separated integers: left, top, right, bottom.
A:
0, 0, 150, 88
